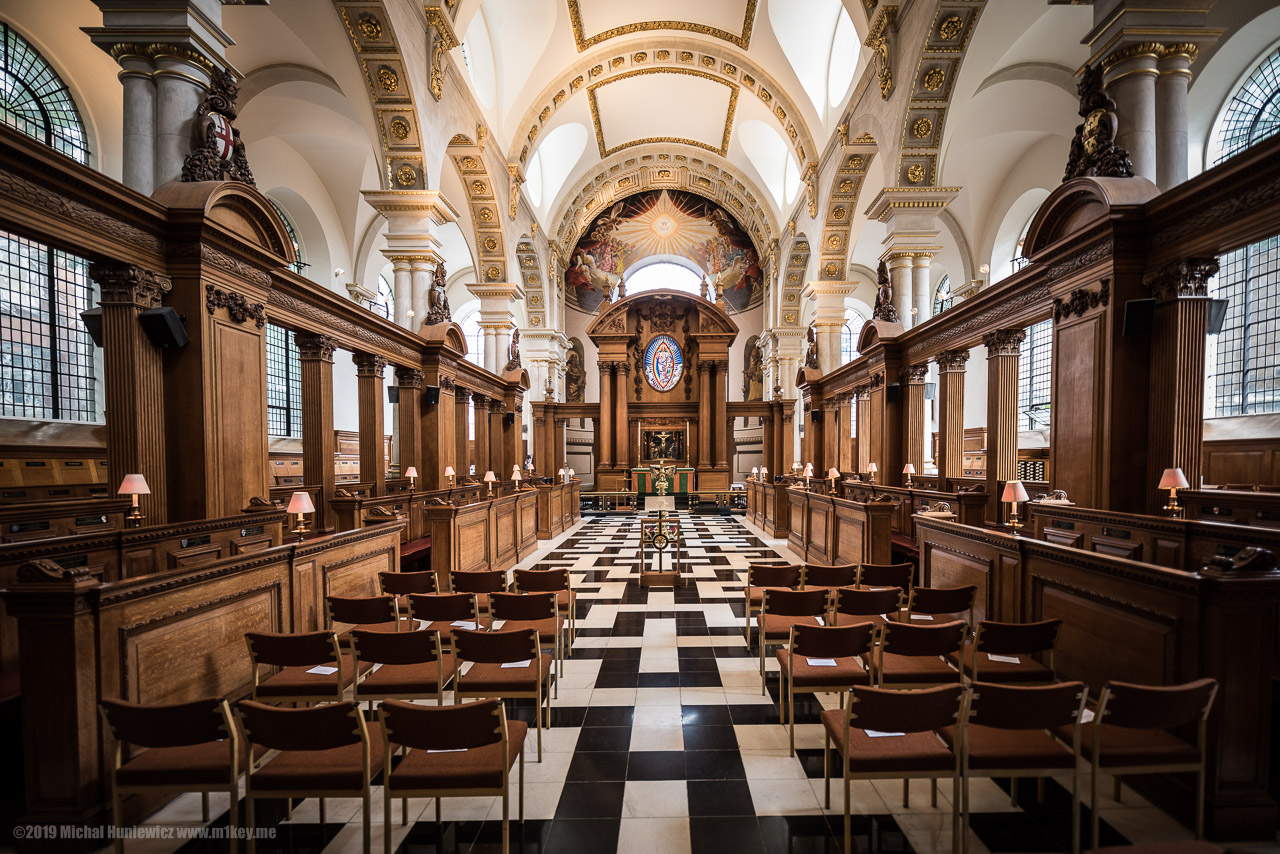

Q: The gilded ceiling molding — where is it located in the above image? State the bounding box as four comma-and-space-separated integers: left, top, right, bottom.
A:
587, 67, 739, 158
551, 147, 777, 262
864, 5, 898, 99
566, 0, 757, 51
425, 2, 460, 102
778, 233, 811, 326
507, 38, 815, 181
332, 1, 426, 190
514, 236, 545, 328
447, 135, 508, 283
817, 137, 877, 283
894, 0, 987, 188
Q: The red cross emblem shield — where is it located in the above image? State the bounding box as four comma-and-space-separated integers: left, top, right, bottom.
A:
210, 114, 234, 162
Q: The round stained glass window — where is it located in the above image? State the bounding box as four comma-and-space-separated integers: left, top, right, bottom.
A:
643, 335, 684, 392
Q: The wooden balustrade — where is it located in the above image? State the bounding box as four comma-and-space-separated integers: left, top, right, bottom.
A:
1181, 488, 1280, 530
535, 481, 581, 540
424, 489, 544, 588
780, 488, 894, 566
915, 514, 1280, 839
0, 522, 402, 839
0, 496, 132, 543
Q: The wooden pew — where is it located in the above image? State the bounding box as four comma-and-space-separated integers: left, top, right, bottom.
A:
426, 488, 542, 590
1, 522, 403, 837
0, 496, 131, 543
1181, 488, 1280, 531
842, 482, 988, 559
915, 514, 1280, 840
784, 488, 894, 566
535, 480, 579, 540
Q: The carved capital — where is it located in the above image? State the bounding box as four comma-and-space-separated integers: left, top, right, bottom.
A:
854, 383, 871, 400
869, 372, 886, 389
353, 353, 390, 377
295, 331, 337, 362
90, 262, 172, 308
488, 398, 505, 413
470, 392, 487, 408
395, 367, 425, 389
983, 328, 1026, 357
439, 375, 456, 392
1053, 279, 1111, 323
900, 365, 929, 385
1142, 257, 1219, 303
935, 349, 970, 372
205, 284, 266, 328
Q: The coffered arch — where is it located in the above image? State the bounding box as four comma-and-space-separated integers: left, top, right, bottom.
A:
447, 133, 510, 283
817, 134, 877, 284
776, 231, 811, 328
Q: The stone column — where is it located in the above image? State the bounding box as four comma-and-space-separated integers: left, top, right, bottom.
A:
296, 332, 337, 530
1156, 44, 1196, 191
388, 257, 413, 329
802, 281, 855, 371
472, 393, 489, 479
902, 365, 929, 480
363, 191, 457, 331
599, 363, 614, 469
911, 255, 934, 326
855, 385, 871, 474
468, 282, 524, 374
454, 388, 470, 480
554, 418, 567, 473
1145, 257, 1218, 511
410, 258, 433, 329
1103, 45, 1160, 185
151, 48, 212, 187
866, 188, 954, 330
886, 252, 915, 330
935, 349, 969, 485
396, 367, 424, 486
782, 404, 796, 474
90, 263, 170, 525
698, 361, 712, 467
984, 330, 1025, 520
115, 51, 157, 195
354, 353, 388, 495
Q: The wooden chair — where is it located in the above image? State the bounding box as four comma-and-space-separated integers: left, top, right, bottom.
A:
245, 630, 369, 704
379, 697, 526, 854
351, 628, 457, 708
490, 591, 563, 691
757, 588, 831, 691
831, 585, 905, 627
776, 622, 875, 754
949, 618, 1061, 684
379, 569, 438, 619
452, 627, 553, 761
858, 561, 915, 591
903, 584, 977, 629
743, 563, 802, 647
237, 699, 383, 854
801, 563, 858, 594
450, 568, 508, 619
822, 684, 966, 854
1065, 678, 1218, 846
101, 697, 254, 853
407, 592, 485, 650
942, 680, 1088, 854
514, 567, 576, 653
875, 620, 967, 688
325, 594, 412, 645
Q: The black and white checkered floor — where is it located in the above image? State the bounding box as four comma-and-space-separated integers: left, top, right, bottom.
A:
127, 512, 1217, 854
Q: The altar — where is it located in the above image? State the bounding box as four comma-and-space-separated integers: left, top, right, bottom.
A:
632, 467, 695, 494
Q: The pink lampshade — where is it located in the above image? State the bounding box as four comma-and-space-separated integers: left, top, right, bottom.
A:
117, 474, 150, 496
1158, 467, 1189, 490
803, 463, 814, 477
752, 467, 759, 477
287, 491, 315, 514
760, 467, 768, 478
1002, 481, 1030, 503
484, 471, 497, 482
404, 467, 418, 479
513, 469, 522, 481
558, 468, 566, 476
902, 463, 916, 475
867, 463, 878, 473
828, 467, 840, 479
444, 466, 455, 477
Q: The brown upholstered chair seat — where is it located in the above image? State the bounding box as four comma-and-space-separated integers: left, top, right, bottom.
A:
748, 585, 794, 606
759, 613, 825, 640
460, 654, 553, 692
1056, 722, 1200, 766
949, 646, 1054, 683
389, 720, 528, 789
494, 617, 560, 644
831, 612, 890, 627
337, 618, 416, 638
250, 723, 385, 791
777, 651, 870, 688
115, 741, 266, 786
359, 656, 458, 694
255, 656, 372, 698
821, 709, 954, 773
941, 723, 1075, 770
878, 653, 960, 684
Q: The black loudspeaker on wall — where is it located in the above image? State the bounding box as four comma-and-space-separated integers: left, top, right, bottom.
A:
424, 386, 441, 405
886, 382, 901, 403
80, 308, 103, 347
811, 410, 822, 422
1123, 299, 1155, 337
504, 412, 515, 425
387, 387, 399, 405
139, 307, 189, 349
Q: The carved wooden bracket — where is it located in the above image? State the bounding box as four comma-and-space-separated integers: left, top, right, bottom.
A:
205, 284, 266, 328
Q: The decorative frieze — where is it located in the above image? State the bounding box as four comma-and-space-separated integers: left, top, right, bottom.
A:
1052, 280, 1111, 323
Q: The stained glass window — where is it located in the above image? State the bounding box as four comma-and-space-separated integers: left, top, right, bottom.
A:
1208, 237, 1280, 416
0, 23, 88, 163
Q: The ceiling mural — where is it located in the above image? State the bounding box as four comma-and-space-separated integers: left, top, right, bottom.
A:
564, 189, 762, 314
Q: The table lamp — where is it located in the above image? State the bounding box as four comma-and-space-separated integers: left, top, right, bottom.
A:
760, 466, 769, 483
803, 462, 813, 489
484, 470, 497, 498
1002, 480, 1030, 529
404, 466, 418, 492
751, 466, 759, 480
569, 468, 576, 482
118, 473, 150, 528
287, 491, 315, 541
902, 463, 916, 489
558, 467, 566, 484
827, 467, 840, 491
1159, 467, 1190, 518
867, 462, 878, 485
444, 465, 456, 488
512, 465, 523, 490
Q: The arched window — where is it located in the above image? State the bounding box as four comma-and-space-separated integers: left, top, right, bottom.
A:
458, 307, 484, 367
1207, 237, 1280, 417
626, 262, 703, 296
368, 274, 393, 321
0, 23, 88, 163
266, 199, 306, 276
840, 309, 866, 365
933, 276, 953, 316
1011, 217, 1033, 275
1211, 45, 1280, 165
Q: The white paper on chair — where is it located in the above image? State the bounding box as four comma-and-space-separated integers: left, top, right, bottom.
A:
426, 748, 468, 753
987, 654, 1021, 664
305, 665, 338, 675
864, 730, 907, 738
910, 614, 934, 621
451, 620, 477, 629
814, 616, 825, 626
501, 660, 532, 668
1080, 709, 1096, 724
806, 658, 838, 667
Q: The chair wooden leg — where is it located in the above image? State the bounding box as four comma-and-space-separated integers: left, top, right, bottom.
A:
202, 792, 210, 822
1010, 777, 1018, 808
228, 790, 240, 854
247, 797, 257, 854
502, 784, 509, 854
383, 789, 393, 854
823, 734, 831, 809
112, 785, 124, 854
1071, 770, 1080, 854
402, 797, 408, 826
1113, 775, 1121, 802
788, 687, 796, 757
1195, 765, 1205, 840
902, 778, 909, 808
952, 773, 962, 853
931, 778, 937, 808
363, 790, 371, 854
435, 798, 442, 824
1037, 776, 1045, 803
1091, 762, 1100, 851
519, 750, 526, 823
843, 776, 852, 854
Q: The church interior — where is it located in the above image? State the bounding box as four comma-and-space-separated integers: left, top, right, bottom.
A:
2, 0, 1280, 852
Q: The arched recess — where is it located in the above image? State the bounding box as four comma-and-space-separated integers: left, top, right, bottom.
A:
447, 134, 509, 284
817, 135, 877, 283
1022, 177, 1159, 259
331, 0, 429, 190
152, 181, 297, 268
988, 188, 1048, 285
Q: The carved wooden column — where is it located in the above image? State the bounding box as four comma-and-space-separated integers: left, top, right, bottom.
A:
454, 388, 470, 479
472, 393, 489, 479
423, 374, 456, 491
615, 363, 630, 470
763, 403, 777, 479
824, 399, 840, 476
554, 417, 567, 473
935, 349, 970, 486
488, 398, 504, 479
781, 401, 796, 474
599, 363, 614, 469
1145, 258, 1218, 510
90, 262, 169, 525
902, 365, 928, 480
984, 330, 1025, 519
855, 385, 871, 474
698, 361, 712, 468
396, 367, 424, 486
714, 361, 729, 467
354, 353, 388, 495
296, 332, 337, 530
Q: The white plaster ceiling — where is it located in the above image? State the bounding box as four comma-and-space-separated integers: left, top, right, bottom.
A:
591, 70, 735, 157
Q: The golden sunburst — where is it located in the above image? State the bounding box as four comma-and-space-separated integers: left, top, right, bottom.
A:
610, 191, 719, 257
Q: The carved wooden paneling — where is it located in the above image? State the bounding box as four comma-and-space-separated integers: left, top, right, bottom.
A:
1052, 316, 1102, 508
1203, 440, 1280, 488
923, 540, 996, 623
457, 510, 490, 573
